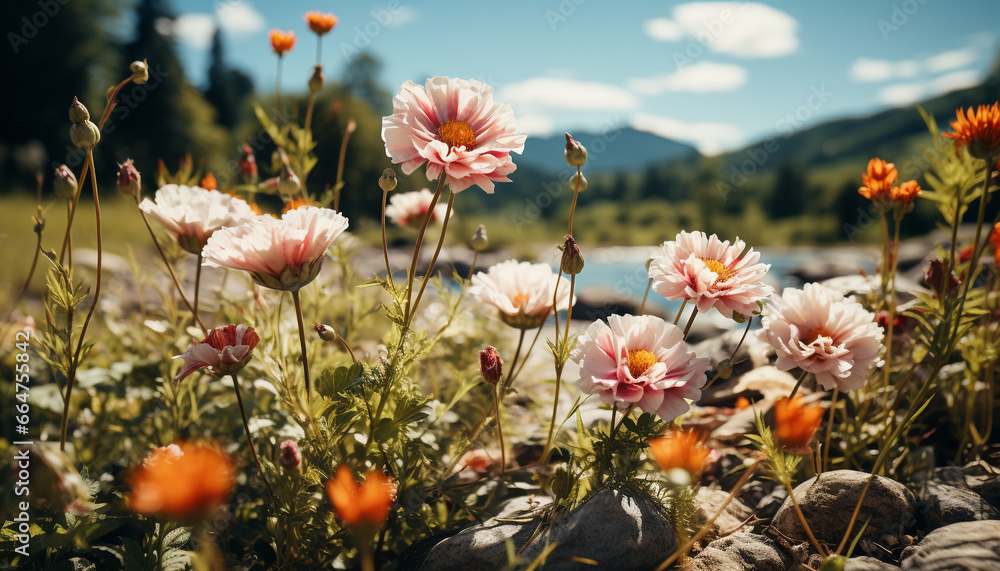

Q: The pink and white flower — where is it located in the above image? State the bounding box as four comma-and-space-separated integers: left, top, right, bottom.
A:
385, 189, 448, 228
469, 260, 572, 329
382, 76, 526, 193
757, 283, 884, 392
571, 314, 711, 422
174, 324, 260, 382
650, 231, 773, 318
138, 184, 257, 254
201, 206, 349, 291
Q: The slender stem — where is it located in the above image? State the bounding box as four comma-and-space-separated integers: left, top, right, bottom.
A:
466, 251, 479, 282
638, 278, 653, 315
336, 333, 358, 363
673, 299, 687, 326
304, 94, 316, 134
785, 480, 827, 555
316, 35, 323, 65
137, 207, 207, 334
291, 289, 312, 399
512, 322, 546, 383
231, 373, 273, 496
682, 305, 698, 339
59, 159, 90, 264
275, 56, 283, 113
361, 548, 374, 571
788, 369, 809, 399
567, 180, 581, 234
948, 187, 963, 274
542, 374, 563, 464
500, 329, 527, 396
494, 385, 506, 474
950, 157, 995, 346
822, 387, 839, 472
193, 251, 203, 322
334, 123, 354, 211
5, 211, 43, 325
605, 403, 619, 481
563, 274, 576, 344
407, 189, 455, 328
654, 460, 760, 571
403, 172, 446, 327
381, 189, 392, 280
882, 218, 902, 389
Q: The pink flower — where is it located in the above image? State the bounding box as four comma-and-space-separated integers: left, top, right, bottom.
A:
202, 206, 349, 291
139, 184, 257, 254
174, 324, 260, 382
650, 231, 773, 318
571, 314, 711, 422
385, 189, 448, 228
382, 76, 526, 193
458, 449, 497, 474
469, 260, 572, 329
757, 283, 884, 392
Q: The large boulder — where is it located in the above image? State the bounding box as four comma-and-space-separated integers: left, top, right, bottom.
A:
918, 481, 999, 530
772, 470, 915, 547
900, 520, 1000, 570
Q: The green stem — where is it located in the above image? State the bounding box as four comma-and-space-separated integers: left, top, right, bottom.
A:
137, 206, 207, 334
334, 122, 354, 210
408, 189, 456, 327
673, 299, 687, 326
822, 387, 839, 472
788, 369, 809, 399
402, 171, 446, 329
193, 251, 203, 324
682, 305, 698, 340
381, 189, 392, 280
494, 385, 506, 474
291, 289, 311, 399
231, 372, 274, 497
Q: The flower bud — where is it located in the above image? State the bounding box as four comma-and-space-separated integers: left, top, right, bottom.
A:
130, 59, 149, 85
471, 224, 488, 252
117, 159, 141, 199
68, 97, 89, 124
732, 311, 748, 324
346, 119, 357, 134
70, 121, 101, 150
278, 440, 302, 472
715, 359, 733, 380
314, 321, 337, 342
924, 259, 960, 298
564, 132, 588, 168
479, 346, 503, 386
308, 64, 324, 94
379, 168, 397, 192
569, 172, 587, 193
559, 234, 584, 275
278, 164, 301, 198
54, 164, 78, 199
238, 144, 258, 184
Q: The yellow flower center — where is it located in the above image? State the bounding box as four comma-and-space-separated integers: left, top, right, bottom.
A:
627, 349, 657, 378
512, 293, 529, 309
700, 258, 733, 283
437, 120, 477, 151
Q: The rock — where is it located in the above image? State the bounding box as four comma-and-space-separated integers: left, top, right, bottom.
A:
689, 533, 791, 571
844, 556, 902, 570
518, 489, 678, 570
573, 286, 669, 323
933, 464, 1000, 511
819, 275, 925, 303
418, 495, 550, 571
695, 488, 754, 539
772, 470, 915, 547
691, 330, 771, 403
900, 520, 1000, 570
919, 481, 1000, 530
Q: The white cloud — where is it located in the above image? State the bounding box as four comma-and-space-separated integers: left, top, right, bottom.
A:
642, 2, 799, 58
630, 113, 743, 155
516, 114, 555, 137
876, 69, 982, 107
931, 69, 980, 93
499, 78, 639, 111
385, 6, 418, 28
628, 61, 747, 94
849, 57, 919, 82
172, 14, 215, 50
925, 48, 977, 74
877, 83, 925, 106
216, 1, 265, 36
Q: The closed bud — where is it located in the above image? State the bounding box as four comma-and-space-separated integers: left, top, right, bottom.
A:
278, 164, 301, 198
378, 168, 397, 192
54, 165, 78, 199
569, 172, 587, 193
479, 346, 503, 386
238, 144, 258, 184
130, 59, 149, 85
564, 132, 587, 168
732, 311, 748, 323
924, 259, 960, 298
68, 97, 89, 124
117, 159, 141, 198
471, 224, 488, 252
278, 440, 302, 472
716, 359, 733, 380
346, 119, 357, 134
559, 234, 584, 275
314, 321, 337, 342
308, 64, 324, 94
70, 120, 101, 150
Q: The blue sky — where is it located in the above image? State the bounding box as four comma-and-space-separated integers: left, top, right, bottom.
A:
161, 0, 999, 155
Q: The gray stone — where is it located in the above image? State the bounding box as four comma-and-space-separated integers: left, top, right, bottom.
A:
519, 489, 678, 570
695, 488, 754, 540
920, 481, 1000, 530
689, 533, 791, 571
901, 520, 1000, 570
844, 556, 902, 570
772, 470, 915, 547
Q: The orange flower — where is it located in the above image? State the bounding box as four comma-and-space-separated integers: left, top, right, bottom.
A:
200, 172, 217, 191
269, 29, 296, 56
648, 428, 712, 481
990, 222, 1000, 249
773, 395, 824, 451
735, 396, 750, 410
282, 197, 318, 214
305, 11, 338, 35
127, 442, 235, 524
889, 179, 921, 204
943, 102, 1000, 159
326, 466, 394, 538
858, 158, 897, 201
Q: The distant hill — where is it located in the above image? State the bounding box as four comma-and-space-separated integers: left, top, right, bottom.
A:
517, 127, 699, 173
